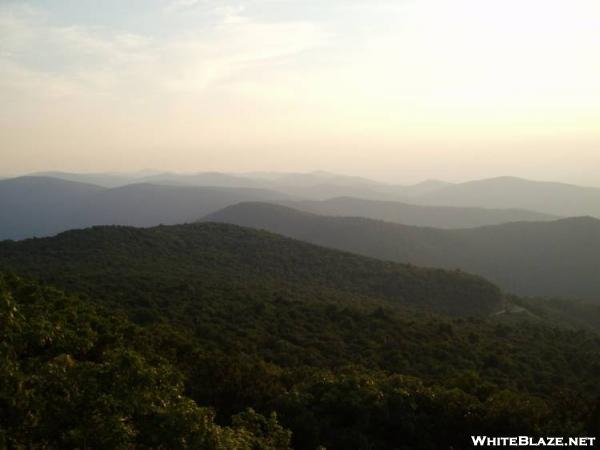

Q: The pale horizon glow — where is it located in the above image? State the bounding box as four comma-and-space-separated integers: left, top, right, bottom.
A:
1, 0, 599, 185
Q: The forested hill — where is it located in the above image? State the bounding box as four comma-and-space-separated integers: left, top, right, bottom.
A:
2, 237, 600, 448
0, 222, 502, 317
2, 224, 600, 448
205, 203, 600, 302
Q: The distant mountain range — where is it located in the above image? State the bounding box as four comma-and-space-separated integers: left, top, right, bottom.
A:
30, 171, 160, 188
3, 173, 579, 240
205, 202, 600, 302
0, 176, 291, 240
29, 170, 452, 200
27, 171, 600, 218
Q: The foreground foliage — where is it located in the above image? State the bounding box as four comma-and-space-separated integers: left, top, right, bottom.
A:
0, 274, 291, 449
2, 272, 599, 449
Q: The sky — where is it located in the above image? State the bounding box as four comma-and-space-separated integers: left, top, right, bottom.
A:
1, 0, 599, 185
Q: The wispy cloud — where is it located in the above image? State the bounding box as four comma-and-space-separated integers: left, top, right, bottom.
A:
164, 0, 203, 13
0, 2, 329, 103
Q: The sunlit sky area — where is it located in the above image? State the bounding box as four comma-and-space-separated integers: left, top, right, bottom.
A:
1, 0, 599, 184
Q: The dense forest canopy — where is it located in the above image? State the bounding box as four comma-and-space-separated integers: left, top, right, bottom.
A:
1, 223, 599, 448
0, 273, 292, 449
0, 223, 504, 317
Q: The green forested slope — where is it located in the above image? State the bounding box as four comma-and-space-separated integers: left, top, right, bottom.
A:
1, 224, 600, 449
0, 223, 503, 317
2, 273, 600, 449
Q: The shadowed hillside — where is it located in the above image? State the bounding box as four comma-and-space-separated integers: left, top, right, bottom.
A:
205, 202, 600, 301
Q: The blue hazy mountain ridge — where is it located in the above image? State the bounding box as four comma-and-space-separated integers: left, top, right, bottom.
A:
137, 174, 600, 217
135, 172, 272, 189
204, 202, 600, 302
29, 171, 272, 189
31, 171, 161, 188
0, 177, 105, 240
0, 177, 292, 240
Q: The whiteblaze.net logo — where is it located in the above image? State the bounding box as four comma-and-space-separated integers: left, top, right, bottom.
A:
471, 436, 597, 447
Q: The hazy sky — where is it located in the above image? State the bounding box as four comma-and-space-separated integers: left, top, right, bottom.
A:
1, 0, 599, 184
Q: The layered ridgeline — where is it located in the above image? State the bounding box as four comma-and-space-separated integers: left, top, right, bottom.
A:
30, 171, 600, 217
282, 197, 558, 229
0, 222, 502, 317
1, 225, 600, 449
0, 176, 291, 240
205, 203, 600, 302
4, 174, 597, 241
30, 170, 451, 199
413, 176, 600, 218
